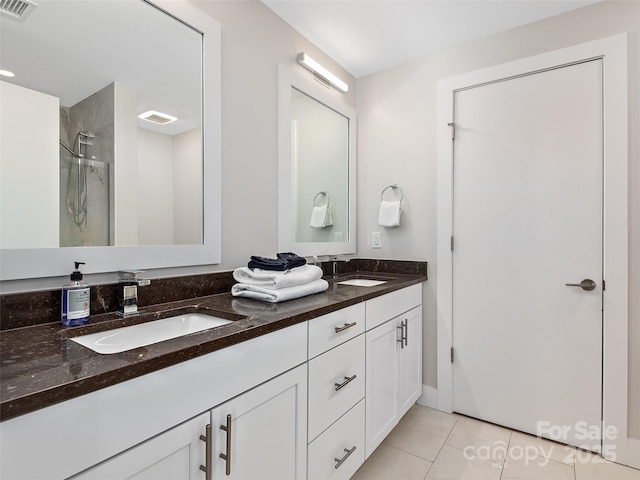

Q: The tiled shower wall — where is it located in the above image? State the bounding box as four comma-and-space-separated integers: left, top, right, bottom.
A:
59, 83, 114, 247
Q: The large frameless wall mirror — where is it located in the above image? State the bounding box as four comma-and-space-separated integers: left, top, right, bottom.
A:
278, 65, 356, 257
0, 0, 221, 280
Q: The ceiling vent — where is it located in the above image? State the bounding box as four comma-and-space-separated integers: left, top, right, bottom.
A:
0, 0, 37, 22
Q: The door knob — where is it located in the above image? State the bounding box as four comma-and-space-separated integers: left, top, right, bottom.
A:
565, 279, 596, 291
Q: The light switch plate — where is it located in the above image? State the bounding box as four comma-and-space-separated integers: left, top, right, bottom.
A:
372, 231, 382, 248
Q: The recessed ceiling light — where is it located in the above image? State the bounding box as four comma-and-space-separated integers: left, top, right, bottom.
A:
138, 110, 177, 125
0, 70, 15, 78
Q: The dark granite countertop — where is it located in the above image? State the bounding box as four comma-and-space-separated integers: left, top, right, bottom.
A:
0, 272, 425, 421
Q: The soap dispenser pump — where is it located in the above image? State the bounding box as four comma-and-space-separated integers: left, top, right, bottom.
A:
61, 261, 90, 326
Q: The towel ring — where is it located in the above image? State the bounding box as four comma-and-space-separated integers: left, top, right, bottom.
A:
381, 184, 404, 203
313, 191, 331, 207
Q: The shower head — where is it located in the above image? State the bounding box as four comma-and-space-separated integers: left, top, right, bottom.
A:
77, 131, 95, 147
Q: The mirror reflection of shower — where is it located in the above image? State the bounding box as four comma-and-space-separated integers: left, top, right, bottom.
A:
59, 131, 110, 247
61, 132, 94, 227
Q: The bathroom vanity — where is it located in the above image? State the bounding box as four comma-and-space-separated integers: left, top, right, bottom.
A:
0, 272, 425, 480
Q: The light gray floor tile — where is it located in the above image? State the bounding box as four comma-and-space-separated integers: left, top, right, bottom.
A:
508, 430, 575, 466
502, 454, 574, 480
350, 444, 432, 480
352, 407, 640, 480
383, 405, 458, 462
445, 415, 512, 457
424, 444, 503, 480
574, 451, 640, 480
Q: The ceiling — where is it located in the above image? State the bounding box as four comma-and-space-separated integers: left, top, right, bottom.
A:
262, 0, 600, 78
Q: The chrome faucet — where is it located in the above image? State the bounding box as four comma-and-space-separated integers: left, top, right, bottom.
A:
117, 270, 150, 317
329, 256, 350, 276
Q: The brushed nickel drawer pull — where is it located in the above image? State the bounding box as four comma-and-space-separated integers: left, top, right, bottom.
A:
219, 414, 232, 476
335, 322, 357, 333
397, 322, 405, 349
403, 319, 408, 347
334, 446, 357, 469
334, 374, 357, 391
199, 424, 212, 480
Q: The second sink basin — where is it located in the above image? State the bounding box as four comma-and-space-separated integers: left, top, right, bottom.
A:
70, 313, 233, 354
337, 278, 388, 287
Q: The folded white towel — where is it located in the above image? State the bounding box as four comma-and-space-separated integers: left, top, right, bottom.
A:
309, 204, 333, 228
231, 278, 329, 303
232, 264, 323, 289
378, 200, 402, 227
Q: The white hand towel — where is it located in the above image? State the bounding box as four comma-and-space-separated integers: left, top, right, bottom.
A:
232, 265, 323, 289
231, 278, 329, 303
309, 204, 333, 228
378, 200, 402, 227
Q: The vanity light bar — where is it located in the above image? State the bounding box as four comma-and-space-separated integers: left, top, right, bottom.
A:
296, 52, 349, 93
138, 110, 178, 125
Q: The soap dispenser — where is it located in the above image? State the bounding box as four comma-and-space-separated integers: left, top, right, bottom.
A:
61, 261, 91, 326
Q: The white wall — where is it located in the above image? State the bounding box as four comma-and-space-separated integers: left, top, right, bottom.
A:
173, 128, 202, 245
0, 81, 59, 248
114, 82, 139, 246
137, 128, 174, 245
355, 0, 639, 439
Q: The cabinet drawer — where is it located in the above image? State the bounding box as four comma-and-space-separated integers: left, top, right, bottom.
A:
308, 335, 365, 441
308, 400, 365, 480
308, 302, 365, 359
366, 284, 421, 331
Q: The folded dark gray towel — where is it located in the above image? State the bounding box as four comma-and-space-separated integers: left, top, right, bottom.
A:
248, 252, 307, 271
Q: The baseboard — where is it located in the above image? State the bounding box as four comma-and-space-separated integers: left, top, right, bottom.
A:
416, 385, 438, 409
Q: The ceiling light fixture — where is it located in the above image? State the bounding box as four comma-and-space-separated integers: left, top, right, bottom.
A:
296, 52, 348, 93
138, 110, 177, 125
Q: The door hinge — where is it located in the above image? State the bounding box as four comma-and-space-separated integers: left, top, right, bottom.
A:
450, 236, 454, 252
447, 121, 456, 140
450, 347, 454, 363
602, 279, 606, 291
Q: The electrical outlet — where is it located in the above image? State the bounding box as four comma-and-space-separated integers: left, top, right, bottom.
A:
372, 231, 382, 249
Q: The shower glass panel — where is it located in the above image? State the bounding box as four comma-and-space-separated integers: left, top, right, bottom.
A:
59, 144, 110, 247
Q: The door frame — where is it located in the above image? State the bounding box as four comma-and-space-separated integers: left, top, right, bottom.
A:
436, 34, 629, 463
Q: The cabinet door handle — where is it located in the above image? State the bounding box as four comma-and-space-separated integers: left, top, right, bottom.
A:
397, 320, 408, 349
334, 321, 357, 333
334, 446, 357, 469
403, 319, 408, 347
219, 414, 232, 476
199, 424, 212, 480
334, 374, 357, 391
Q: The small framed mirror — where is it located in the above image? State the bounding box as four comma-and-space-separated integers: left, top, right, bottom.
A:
278, 65, 356, 257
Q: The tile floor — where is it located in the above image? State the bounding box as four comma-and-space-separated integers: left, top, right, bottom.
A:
351, 405, 640, 480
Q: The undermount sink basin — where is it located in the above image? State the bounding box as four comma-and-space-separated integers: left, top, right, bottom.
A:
337, 278, 388, 287
70, 313, 233, 354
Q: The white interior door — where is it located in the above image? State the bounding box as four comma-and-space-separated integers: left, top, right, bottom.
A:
452, 59, 603, 449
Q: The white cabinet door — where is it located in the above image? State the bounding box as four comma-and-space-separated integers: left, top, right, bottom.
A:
365, 319, 399, 458
70, 413, 209, 480
365, 305, 423, 459
210, 365, 307, 480
397, 306, 422, 418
